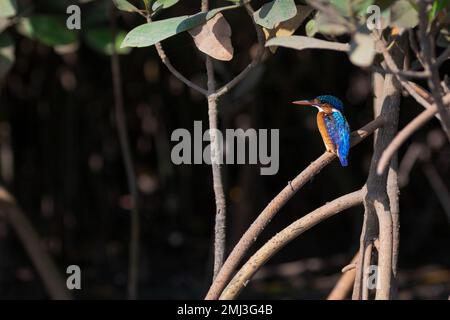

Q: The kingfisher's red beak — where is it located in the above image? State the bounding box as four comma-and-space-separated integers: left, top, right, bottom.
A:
292, 99, 320, 107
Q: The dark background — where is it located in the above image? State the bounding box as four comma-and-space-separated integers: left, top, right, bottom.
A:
0, 0, 449, 299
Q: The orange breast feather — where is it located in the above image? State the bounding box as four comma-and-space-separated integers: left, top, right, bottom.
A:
317, 112, 336, 153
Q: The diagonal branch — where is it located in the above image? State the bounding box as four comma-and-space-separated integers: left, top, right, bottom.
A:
0, 188, 72, 300
154, 43, 209, 96
146, 13, 208, 96
370, 66, 429, 79
205, 116, 385, 299
376, 35, 441, 122
219, 190, 364, 300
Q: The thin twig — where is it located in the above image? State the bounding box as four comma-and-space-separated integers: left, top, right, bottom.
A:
111, 7, 140, 300
377, 36, 441, 121
149, 0, 268, 281
146, 13, 208, 96
408, 29, 425, 67
418, 1, 450, 140
219, 190, 364, 299
205, 116, 386, 299
201, 0, 228, 280
377, 94, 450, 175
370, 66, 429, 79
153, 41, 208, 96
212, 3, 266, 99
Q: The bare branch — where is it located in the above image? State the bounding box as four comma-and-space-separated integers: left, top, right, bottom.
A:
376, 36, 441, 121
342, 263, 356, 273
146, 12, 208, 96
377, 94, 450, 175
327, 252, 359, 300
408, 29, 425, 67
0, 188, 72, 300
219, 190, 364, 300
154, 42, 209, 96
213, 3, 266, 99
418, 1, 450, 140
200, 0, 228, 280
362, 241, 374, 300
370, 66, 429, 79
205, 116, 385, 299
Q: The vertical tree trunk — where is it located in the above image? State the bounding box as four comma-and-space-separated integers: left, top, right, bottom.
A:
354, 41, 404, 300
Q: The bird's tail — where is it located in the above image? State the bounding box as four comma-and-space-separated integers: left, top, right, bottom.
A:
339, 156, 348, 167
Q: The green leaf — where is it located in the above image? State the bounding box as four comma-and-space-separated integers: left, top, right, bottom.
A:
113, 0, 140, 13
429, 0, 450, 21
390, 0, 418, 29
265, 35, 350, 52
0, 0, 17, 18
152, 0, 179, 11
253, 0, 297, 29
305, 19, 317, 37
0, 32, 14, 78
121, 5, 239, 48
17, 15, 78, 46
85, 27, 131, 55
353, 0, 375, 15
142, 0, 151, 10
330, 0, 375, 17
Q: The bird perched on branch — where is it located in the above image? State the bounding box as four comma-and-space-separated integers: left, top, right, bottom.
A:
293, 95, 350, 167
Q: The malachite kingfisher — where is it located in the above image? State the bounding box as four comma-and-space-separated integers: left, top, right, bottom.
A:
293, 95, 351, 167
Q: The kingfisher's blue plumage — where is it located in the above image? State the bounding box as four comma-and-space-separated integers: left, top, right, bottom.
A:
293, 95, 351, 167
325, 110, 350, 166
315, 95, 344, 112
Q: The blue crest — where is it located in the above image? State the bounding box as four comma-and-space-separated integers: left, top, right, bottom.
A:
315, 95, 344, 112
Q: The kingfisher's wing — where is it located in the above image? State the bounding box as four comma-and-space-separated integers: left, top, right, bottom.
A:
324, 111, 350, 166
